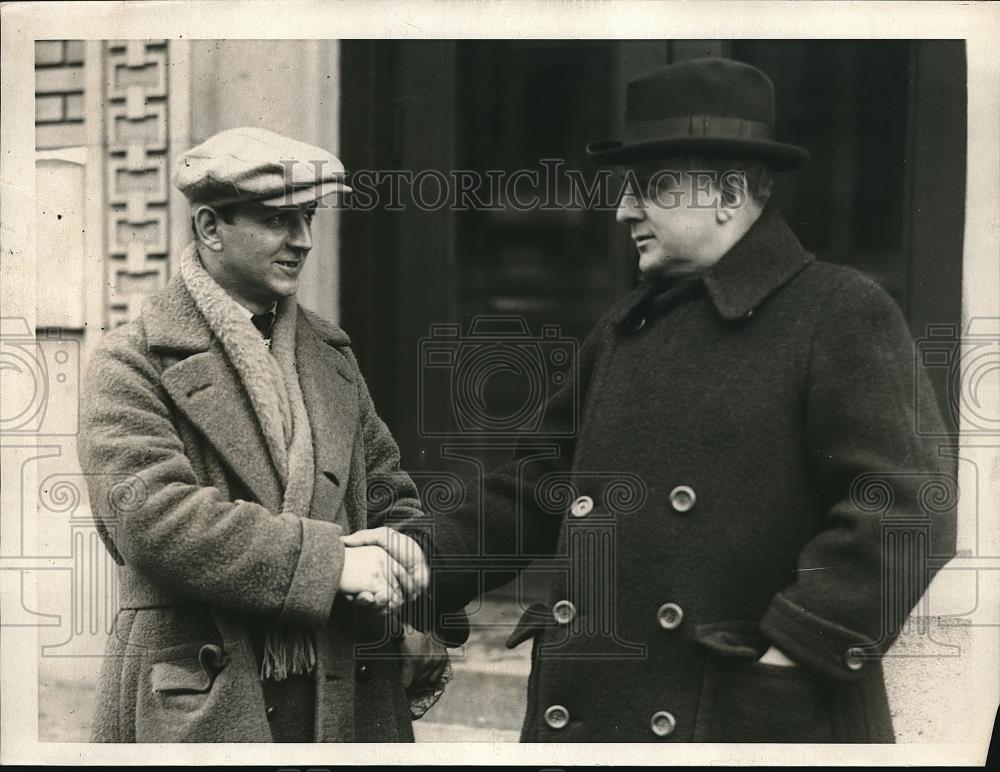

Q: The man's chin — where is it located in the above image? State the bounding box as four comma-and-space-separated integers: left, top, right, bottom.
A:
275, 274, 302, 290
262, 284, 299, 302
638, 254, 673, 278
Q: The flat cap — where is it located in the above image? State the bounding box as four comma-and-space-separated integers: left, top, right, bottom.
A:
172, 126, 352, 208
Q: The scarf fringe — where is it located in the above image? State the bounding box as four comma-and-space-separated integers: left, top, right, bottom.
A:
261, 626, 317, 681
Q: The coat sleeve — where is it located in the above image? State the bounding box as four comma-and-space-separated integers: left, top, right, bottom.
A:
340, 347, 470, 645
398, 317, 607, 613
345, 348, 424, 527
758, 273, 958, 682
77, 325, 344, 628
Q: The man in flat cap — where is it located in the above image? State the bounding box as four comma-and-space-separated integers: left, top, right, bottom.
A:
78, 127, 458, 742
353, 57, 958, 742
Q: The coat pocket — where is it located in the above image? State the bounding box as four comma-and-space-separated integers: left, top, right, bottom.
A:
135, 640, 269, 743
692, 621, 836, 743
505, 603, 550, 655
150, 642, 227, 694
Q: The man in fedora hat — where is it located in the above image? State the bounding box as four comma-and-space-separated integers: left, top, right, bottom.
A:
77, 127, 460, 742
351, 57, 957, 742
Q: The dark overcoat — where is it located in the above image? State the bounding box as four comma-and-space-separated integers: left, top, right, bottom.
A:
419, 205, 958, 742
78, 271, 441, 742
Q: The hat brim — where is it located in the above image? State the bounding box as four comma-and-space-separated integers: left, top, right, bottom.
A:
586, 137, 809, 171
257, 179, 353, 207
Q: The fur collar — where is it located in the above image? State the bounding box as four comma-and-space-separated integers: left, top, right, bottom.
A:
142, 244, 352, 354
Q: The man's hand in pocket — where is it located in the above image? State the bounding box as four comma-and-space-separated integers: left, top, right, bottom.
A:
758, 645, 798, 667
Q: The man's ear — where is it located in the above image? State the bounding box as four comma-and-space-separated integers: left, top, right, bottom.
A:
193, 205, 224, 252
716, 169, 751, 223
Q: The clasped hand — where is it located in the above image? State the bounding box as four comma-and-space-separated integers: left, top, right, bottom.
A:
338, 527, 429, 612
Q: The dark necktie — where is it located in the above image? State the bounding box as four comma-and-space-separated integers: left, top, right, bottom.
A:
250, 310, 275, 339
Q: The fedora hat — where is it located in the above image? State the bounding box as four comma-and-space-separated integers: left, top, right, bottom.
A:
587, 57, 809, 170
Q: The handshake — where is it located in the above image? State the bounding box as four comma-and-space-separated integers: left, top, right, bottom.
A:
338, 527, 430, 612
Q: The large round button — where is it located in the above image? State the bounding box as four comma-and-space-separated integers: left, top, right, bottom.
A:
356, 663, 372, 682
570, 495, 594, 518
669, 485, 696, 513
623, 314, 647, 333
265, 705, 276, 718
844, 646, 866, 671
656, 602, 684, 631
552, 600, 576, 625
650, 710, 676, 737
544, 704, 570, 729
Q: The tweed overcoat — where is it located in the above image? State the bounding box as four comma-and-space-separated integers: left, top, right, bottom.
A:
418, 205, 958, 742
78, 268, 434, 742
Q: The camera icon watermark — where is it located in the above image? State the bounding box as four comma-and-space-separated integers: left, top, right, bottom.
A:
916, 318, 1000, 436
417, 316, 577, 438
0, 317, 80, 437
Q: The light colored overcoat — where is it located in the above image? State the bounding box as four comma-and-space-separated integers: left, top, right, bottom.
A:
79, 271, 422, 742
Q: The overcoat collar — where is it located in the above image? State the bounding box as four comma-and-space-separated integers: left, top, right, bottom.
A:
143, 272, 352, 352
142, 272, 356, 521
612, 204, 814, 324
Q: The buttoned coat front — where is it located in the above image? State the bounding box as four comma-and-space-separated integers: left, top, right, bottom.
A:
419, 206, 958, 742
78, 271, 426, 742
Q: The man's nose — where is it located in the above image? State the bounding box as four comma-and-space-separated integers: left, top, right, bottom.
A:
287, 211, 313, 251
616, 190, 645, 224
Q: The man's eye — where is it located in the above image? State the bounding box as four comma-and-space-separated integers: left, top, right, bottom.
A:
636, 178, 661, 198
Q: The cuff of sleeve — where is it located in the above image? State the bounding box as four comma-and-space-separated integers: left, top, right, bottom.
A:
431, 607, 470, 648
393, 526, 471, 647
759, 593, 874, 684
279, 518, 345, 627
399, 597, 470, 648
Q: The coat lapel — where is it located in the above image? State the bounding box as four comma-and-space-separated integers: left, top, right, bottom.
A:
295, 309, 359, 527
146, 275, 284, 511
143, 276, 361, 522
160, 350, 284, 511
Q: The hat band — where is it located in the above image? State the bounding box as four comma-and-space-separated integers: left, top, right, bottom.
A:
624, 115, 775, 145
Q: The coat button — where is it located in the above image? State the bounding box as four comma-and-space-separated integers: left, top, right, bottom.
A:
356, 663, 372, 682
544, 704, 570, 729
265, 705, 276, 718
844, 646, 866, 671
623, 314, 647, 333
656, 602, 684, 630
669, 485, 696, 513
650, 710, 676, 737
570, 495, 594, 518
552, 600, 576, 625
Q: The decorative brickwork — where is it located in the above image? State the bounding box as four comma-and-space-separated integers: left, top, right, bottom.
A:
34, 40, 86, 149
103, 40, 171, 327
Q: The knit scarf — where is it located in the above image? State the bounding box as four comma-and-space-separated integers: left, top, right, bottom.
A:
180, 242, 317, 681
